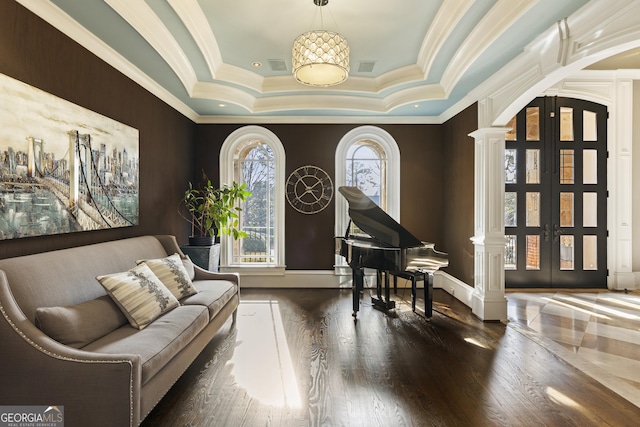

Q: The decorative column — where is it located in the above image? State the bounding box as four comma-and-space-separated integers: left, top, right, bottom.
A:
469, 127, 510, 321
611, 78, 634, 290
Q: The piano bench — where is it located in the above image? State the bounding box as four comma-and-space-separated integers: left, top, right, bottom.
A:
390, 270, 432, 318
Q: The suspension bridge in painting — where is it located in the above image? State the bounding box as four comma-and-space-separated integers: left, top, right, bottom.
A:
0, 131, 138, 238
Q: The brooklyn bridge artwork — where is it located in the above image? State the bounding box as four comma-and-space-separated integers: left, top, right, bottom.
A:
0, 73, 139, 240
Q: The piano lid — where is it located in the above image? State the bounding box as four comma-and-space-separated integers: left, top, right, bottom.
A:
338, 186, 422, 249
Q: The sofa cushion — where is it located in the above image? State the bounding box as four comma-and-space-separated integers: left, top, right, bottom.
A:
34, 295, 128, 348
180, 279, 237, 320
97, 264, 179, 330
136, 253, 198, 299
81, 305, 209, 385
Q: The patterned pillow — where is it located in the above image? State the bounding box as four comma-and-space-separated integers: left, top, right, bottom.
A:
97, 263, 179, 330
137, 253, 198, 300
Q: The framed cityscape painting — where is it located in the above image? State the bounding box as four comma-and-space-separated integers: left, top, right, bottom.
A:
0, 73, 139, 240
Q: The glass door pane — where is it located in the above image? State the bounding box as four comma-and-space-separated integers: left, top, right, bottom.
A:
505, 192, 517, 226
526, 235, 540, 270
583, 150, 597, 184
559, 193, 574, 227
583, 110, 597, 141
560, 107, 574, 141
560, 235, 574, 270
505, 149, 517, 183
505, 235, 517, 270
526, 149, 540, 184
526, 107, 540, 141
560, 150, 574, 184
583, 236, 597, 270
526, 192, 540, 227
583, 193, 597, 227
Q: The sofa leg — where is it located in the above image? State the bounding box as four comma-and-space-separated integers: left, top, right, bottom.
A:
232, 309, 238, 325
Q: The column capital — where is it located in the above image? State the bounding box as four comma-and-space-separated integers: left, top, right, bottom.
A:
468, 127, 511, 140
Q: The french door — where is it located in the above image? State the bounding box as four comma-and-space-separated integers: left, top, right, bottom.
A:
505, 97, 607, 288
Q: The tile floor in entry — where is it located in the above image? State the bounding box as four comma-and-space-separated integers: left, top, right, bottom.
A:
506, 290, 640, 408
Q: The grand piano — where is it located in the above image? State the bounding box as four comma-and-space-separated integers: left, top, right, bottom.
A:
335, 186, 449, 318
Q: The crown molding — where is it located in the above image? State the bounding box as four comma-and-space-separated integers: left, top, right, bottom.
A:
104, 0, 198, 95
418, 0, 475, 78
195, 115, 442, 125
441, 0, 538, 93
16, 0, 199, 122
168, 0, 223, 79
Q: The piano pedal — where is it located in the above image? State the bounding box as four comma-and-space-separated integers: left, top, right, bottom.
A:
371, 296, 396, 311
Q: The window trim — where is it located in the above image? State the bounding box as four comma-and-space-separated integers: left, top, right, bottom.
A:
334, 126, 401, 273
220, 126, 286, 270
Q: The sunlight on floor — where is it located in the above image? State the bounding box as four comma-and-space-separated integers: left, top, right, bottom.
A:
464, 337, 489, 349
228, 300, 301, 408
546, 296, 611, 320
508, 291, 640, 408
546, 386, 584, 410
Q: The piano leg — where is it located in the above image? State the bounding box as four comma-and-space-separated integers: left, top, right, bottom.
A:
384, 271, 391, 307
352, 267, 364, 317
411, 275, 417, 312
425, 271, 434, 319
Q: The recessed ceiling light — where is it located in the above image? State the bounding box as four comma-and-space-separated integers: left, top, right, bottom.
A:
252, 61, 262, 67
413, 104, 420, 109
218, 103, 226, 108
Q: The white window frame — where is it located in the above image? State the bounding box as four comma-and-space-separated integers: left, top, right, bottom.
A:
220, 126, 286, 274
334, 126, 401, 274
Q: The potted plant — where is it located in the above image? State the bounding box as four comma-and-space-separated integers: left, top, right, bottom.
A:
180, 174, 252, 246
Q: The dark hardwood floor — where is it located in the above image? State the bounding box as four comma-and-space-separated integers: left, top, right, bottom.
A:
141, 288, 640, 426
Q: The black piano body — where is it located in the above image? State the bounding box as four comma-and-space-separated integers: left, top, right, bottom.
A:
335, 186, 449, 318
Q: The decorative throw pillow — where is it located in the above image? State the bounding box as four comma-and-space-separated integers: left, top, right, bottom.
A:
35, 295, 128, 348
181, 254, 196, 281
136, 253, 198, 300
97, 263, 179, 330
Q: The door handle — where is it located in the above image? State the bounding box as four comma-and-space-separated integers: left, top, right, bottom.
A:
543, 224, 550, 241
553, 224, 564, 241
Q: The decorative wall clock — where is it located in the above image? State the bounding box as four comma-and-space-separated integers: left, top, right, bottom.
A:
286, 165, 334, 214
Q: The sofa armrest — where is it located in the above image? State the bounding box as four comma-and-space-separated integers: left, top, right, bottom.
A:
193, 264, 240, 285
0, 273, 142, 427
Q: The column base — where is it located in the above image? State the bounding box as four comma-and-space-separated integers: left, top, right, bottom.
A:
609, 272, 637, 291
471, 291, 508, 322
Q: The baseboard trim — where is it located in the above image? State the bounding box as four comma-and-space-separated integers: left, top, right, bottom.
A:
239, 270, 475, 308
435, 272, 475, 308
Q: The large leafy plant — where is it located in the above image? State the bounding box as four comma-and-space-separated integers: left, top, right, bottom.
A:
180, 177, 252, 240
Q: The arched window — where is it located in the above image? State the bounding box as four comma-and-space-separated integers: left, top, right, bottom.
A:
220, 126, 285, 272
346, 140, 387, 209
335, 126, 400, 272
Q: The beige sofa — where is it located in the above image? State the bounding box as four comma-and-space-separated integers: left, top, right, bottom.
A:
0, 235, 239, 426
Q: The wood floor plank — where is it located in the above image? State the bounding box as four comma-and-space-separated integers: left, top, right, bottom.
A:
141, 289, 640, 426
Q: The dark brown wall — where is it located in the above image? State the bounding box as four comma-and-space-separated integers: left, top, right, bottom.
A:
195, 124, 444, 270
0, 0, 195, 259
1, 1, 475, 283
443, 103, 477, 285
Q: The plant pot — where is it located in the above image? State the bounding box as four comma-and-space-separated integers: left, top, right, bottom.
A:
180, 243, 220, 272
188, 236, 214, 246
